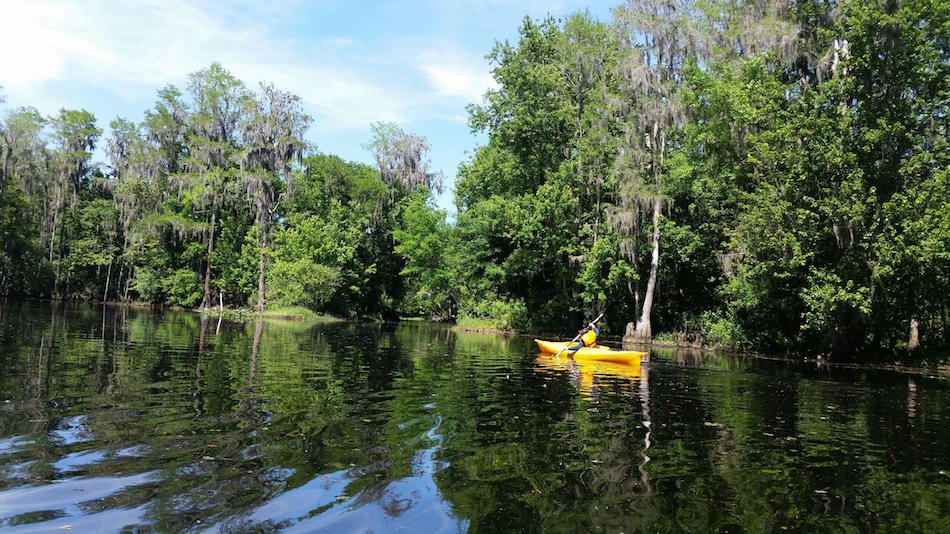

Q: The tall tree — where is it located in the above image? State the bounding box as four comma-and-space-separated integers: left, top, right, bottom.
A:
560, 13, 623, 317
394, 187, 454, 320
241, 83, 310, 312
363, 122, 444, 319
612, 0, 693, 343
144, 85, 188, 177
0, 105, 49, 295
182, 63, 250, 309
365, 121, 443, 198
53, 109, 100, 214
1, 107, 47, 206
106, 117, 166, 301
49, 109, 100, 297
850, 0, 950, 352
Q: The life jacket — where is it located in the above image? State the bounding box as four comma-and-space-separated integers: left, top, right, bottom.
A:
581, 327, 597, 347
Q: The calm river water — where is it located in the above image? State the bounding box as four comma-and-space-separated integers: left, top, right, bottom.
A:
1, 303, 949, 532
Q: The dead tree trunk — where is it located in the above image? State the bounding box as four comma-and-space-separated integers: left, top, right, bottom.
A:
116, 264, 125, 302
54, 245, 63, 298
909, 317, 920, 350
123, 266, 133, 301
624, 198, 661, 344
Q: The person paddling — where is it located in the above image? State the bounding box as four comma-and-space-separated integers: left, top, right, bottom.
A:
567, 321, 599, 352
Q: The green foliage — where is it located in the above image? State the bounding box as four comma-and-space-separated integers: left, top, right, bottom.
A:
697, 311, 747, 351
270, 209, 360, 312
267, 258, 339, 309
164, 268, 202, 308
394, 187, 454, 319
133, 268, 165, 303
272, 153, 405, 318
463, 17, 572, 204
457, 299, 529, 331
0, 183, 43, 295
577, 233, 638, 314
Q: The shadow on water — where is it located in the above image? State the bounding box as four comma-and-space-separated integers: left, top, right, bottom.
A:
0, 302, 949, 532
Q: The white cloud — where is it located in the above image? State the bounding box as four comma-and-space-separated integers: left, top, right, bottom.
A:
233, 61, 410, 130
0, 2, 113, 89
0, 0, 463, 132
420, 59, 496, 104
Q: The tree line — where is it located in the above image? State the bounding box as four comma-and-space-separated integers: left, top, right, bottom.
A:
1, 0, 948, 360
0, 64, 440, 320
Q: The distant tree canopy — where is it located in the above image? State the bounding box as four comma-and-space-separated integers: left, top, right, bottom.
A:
1, 0, 948, 361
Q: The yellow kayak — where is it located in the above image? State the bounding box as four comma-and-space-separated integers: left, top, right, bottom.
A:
534, 339, 647, 364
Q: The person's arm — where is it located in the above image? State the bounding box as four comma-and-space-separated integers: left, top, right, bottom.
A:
568, 328, 588, 351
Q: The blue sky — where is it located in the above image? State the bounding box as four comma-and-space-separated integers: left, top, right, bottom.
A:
0, 0, 616, 214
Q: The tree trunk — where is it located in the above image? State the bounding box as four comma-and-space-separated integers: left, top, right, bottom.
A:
69, 168, 80, 215
49, 209, 59, 262
256, 229, 267, 313
593, 181, 601, 245
116, 264, 125, 303
49, 193, 62, 297
624, 198, 661, 344
54, 245, 62, 298
909, 317, 920, 350
943, 303, 948, 345
200, 208, 217, 309
123, 266, 133, 301
102, 260, 112, 303
115, 235, 128, 302
64, 261, 72, 300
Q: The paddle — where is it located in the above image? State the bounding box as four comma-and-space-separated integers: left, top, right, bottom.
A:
554, 312, 605, 359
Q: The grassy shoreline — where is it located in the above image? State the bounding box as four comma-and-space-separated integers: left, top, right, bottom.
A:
451, 317, 518, 336
71, 299, 343, 323
194, 305, 341, 322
